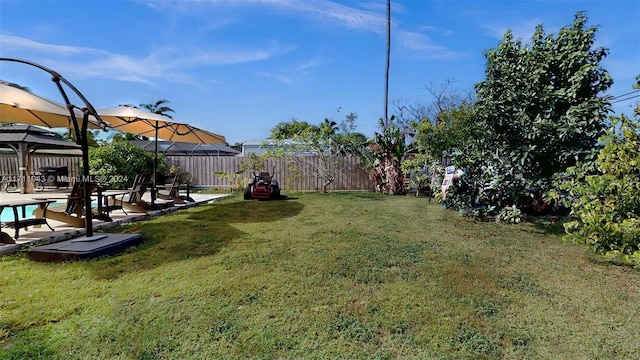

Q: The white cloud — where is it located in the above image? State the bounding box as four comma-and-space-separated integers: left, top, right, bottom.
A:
0, 33, 288, 84
258, 71, 293, 85
419, 25, 453, 37
0, 34, 105, 56
168, 0, 461, 58
295, 58, 321, 71
219, 0, 386, 33
396, 31, 465, 59
483, 19, 543, 43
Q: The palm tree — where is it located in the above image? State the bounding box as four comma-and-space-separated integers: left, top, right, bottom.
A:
140, 99, 175, 119
368, 1, 405, 194
370, 117, 406, 194
320, 119, 338, 136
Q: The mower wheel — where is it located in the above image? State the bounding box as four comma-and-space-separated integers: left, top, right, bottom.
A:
243, 186, 252, 200
271, 186, 281, 200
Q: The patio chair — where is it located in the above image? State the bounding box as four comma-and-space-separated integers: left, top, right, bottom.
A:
116, 173, 154, 213
157, 171, 193, 205
34, 180, 110, 227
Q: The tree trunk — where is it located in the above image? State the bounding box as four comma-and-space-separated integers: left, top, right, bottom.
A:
384, 0, 391, 127
322, 176, 334, 193
372, 155, 405, 195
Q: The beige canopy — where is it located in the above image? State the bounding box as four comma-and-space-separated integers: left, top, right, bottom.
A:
0, 83, 103, 129
96, 106, 225, 144
96, 105, 225, 206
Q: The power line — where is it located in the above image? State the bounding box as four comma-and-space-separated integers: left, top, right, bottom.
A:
611, 93, 640, 104
610, 89, 640, 100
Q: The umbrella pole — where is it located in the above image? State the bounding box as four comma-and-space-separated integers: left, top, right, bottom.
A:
152, 122, 158, 206
81, 112, 93, 237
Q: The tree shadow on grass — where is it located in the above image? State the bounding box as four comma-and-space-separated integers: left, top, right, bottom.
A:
529, 216, 571, 236
87, 199, 304, 280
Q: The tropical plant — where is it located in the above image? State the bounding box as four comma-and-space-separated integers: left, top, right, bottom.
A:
368, 116, 407, 194
446, 12, 612, 215
140, 99, 175, 119
497, 205, 522, 224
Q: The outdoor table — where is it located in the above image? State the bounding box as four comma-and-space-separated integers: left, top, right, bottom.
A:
0, 199, 56, 243
96, 188, 130, 219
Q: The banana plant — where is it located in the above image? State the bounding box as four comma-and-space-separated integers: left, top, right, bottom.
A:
369, 116, 407, 194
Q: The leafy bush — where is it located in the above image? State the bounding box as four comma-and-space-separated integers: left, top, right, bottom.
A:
553, 114, 640, 266
400, 153, 442, 192
89, 140, 167, 188
498, 205, 522, 224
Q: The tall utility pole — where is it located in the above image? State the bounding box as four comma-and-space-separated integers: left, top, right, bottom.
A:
384, 0, 391, 128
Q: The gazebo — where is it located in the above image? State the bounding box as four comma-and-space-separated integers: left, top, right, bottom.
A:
0, 125, 80, 193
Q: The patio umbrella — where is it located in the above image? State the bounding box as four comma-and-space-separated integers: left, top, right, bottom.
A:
96, 105, 225, 206
0, 84, 105, 194
0, 83, 103, 129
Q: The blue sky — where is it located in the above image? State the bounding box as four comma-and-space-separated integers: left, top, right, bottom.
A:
1, 0, 638, 145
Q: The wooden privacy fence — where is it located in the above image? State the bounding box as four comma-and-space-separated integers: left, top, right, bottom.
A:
165, 155, 372, 191
0, 155, 81, 177
0, 154, 372, 191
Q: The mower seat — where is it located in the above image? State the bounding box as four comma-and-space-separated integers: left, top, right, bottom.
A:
258, 172, 272, 183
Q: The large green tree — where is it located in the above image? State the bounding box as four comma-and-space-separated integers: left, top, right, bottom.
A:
412, 99, 476, 161
447, 12, 612, 214
269, 119, 318, 139
63, 128, 102, 147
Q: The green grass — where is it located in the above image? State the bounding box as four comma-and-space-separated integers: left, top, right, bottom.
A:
1, 192, 639, 359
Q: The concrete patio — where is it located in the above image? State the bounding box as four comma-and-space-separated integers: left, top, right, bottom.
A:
0, 187, 230, 256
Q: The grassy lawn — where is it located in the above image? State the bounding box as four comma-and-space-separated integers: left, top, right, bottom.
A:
1, 192, 639, 359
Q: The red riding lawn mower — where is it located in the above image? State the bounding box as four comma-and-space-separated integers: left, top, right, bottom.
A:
244, 171, 281, 200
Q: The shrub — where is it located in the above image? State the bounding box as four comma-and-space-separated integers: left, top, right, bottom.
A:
553, 114, 640, 266
89, 140, 167, 188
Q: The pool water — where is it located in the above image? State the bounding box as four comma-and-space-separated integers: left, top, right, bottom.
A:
0, 202, 63, 222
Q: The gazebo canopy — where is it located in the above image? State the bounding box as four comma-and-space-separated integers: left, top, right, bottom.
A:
0, 125, 80, 193
0, 125, 80, 151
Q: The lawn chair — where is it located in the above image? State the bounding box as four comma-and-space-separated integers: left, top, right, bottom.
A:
117, 173, 154, 213
34, 180, 109, 227
157, 171, 193, 205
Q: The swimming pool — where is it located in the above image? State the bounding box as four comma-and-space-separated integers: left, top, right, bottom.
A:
0, 202, 63, 222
